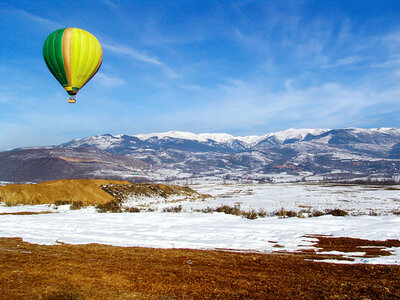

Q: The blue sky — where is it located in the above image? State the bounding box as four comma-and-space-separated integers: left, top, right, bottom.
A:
1, 0, 400, 150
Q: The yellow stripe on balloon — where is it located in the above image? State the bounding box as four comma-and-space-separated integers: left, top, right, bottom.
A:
81, 41, 103, 89
71, 28, 82, 88
70, 28, 103, 89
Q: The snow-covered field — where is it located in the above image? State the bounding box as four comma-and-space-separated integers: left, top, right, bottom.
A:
186, 182, 400, 215
1, 183, 399, 265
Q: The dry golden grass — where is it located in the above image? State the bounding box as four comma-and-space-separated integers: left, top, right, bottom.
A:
56, 157, 100, 163
0, 179, 206, 209
0, 179, 127, 206
0, 237, 399, 299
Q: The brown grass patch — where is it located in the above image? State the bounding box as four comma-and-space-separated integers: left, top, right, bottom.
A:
0, 238, 399, 299
302, 235, 400, 259
0, 211, 55, 216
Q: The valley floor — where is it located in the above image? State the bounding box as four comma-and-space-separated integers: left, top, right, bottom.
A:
1, 208, 399, 264
1, 182, 400, 264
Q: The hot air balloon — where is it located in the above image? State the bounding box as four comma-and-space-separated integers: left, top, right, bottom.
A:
43, 28, 103, 103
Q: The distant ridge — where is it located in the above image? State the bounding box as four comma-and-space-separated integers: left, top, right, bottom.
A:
1, 128, 400, 183
63, 128, 333, 149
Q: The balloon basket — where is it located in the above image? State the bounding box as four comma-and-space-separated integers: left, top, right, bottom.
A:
68, 97, 76, 104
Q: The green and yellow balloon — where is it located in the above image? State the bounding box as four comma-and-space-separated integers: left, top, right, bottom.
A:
43, 28, 103, 103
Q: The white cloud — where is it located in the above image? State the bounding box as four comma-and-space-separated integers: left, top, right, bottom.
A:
103, 43, 179, 77
233, 28, 268, 53
103, 43, 162, 66
13, 8, 62, 29
178, 84, 204, 91
101, 0, 120, 12
322, 56, 365, 69
94, 73, 125, 86
337, 18, 352, 44
371, 57, 400, 69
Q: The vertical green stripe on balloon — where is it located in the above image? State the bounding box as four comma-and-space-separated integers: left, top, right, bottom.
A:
43, 31, 59, 80
43, 28, 68, 86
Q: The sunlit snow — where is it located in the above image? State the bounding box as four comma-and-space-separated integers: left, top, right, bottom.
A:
1, 183, 399, 265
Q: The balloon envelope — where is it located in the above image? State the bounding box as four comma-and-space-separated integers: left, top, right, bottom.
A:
43, 28, 102, 101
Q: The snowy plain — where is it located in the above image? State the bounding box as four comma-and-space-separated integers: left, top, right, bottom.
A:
1, 183, 400, 265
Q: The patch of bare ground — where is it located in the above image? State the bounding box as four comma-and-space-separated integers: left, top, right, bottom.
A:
270, 235, 400, 264
0, 211, 54, 216
0, 238, 399, 299
294, 235, 400, 262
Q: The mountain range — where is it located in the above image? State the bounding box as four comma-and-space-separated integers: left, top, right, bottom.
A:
1, 128, 400, 183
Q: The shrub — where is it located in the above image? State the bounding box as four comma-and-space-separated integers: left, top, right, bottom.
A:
124, 206, 141, 213
286, 210, 298, 218
274, 208, 297, 218
326, 208, 348, 216
54, 200, 71, 206
194, 207, 215, 213
368, 210, 379, 216
391, 209, 400, 215
216, 204, 242, 216
242, 210, 258, 219
95, 201, 122, 213
70, 201, 84, 210
257, 209, 267, 218
311, 210, 325, 217
163, 205, 183, 213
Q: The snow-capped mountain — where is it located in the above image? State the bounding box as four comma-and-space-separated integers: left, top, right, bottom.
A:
62, 128, 334, 150
2, 128, 400, 183
60, 131, 263, 152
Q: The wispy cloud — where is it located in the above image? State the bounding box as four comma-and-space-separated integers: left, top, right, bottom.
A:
233, 28, 268, 53
103, 43, 162, 66
94, 73, 125, 86
101, 0, 120, 13
322, 56, 365, 68
103, 43, 178, 77
371, 57, 400, 68
13, 8, 62, 29
178, 84, 204, 91
337, 18, 352, 44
